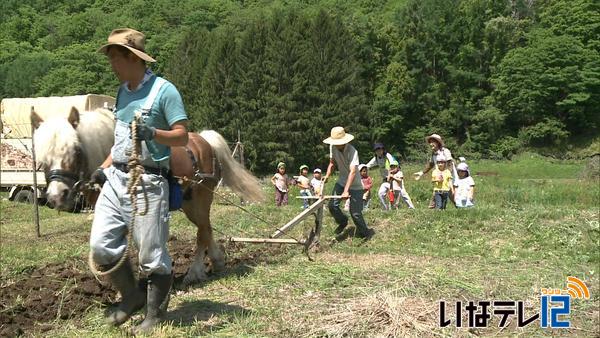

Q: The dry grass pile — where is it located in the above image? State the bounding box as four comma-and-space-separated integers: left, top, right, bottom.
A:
303, 292, 438, 337
582, 154, 600, 179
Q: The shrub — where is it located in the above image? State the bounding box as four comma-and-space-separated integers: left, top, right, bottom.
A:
489, 136, 522, 159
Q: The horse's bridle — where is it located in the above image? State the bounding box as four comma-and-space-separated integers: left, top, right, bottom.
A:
44, 145, 90, 199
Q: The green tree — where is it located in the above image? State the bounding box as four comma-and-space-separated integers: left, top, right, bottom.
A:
490, 30, 600, 144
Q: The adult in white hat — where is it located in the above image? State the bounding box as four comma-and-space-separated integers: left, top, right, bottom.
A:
413, 133, 455, 208
413, 134, 454, 180
323, 127, 375, 241
89, 28, 189, 333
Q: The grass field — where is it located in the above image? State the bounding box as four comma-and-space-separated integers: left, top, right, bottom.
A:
1, 153, 598, 337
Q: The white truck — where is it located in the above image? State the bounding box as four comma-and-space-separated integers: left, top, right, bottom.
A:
0, 138, 47, 203
1, 95, 115, 206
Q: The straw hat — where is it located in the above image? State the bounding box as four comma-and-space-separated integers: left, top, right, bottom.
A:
425, 133, 444, 147
98, 28, 156, 62
323, 126, 354, 145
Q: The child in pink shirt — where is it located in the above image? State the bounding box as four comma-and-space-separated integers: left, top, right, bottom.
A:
270, 162, 289, 206
359, 164, 373, 209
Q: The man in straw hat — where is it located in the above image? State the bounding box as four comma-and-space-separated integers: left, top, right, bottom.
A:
88, 28, 189, 333
413, 133, 455, 208
323, 127, 375, 241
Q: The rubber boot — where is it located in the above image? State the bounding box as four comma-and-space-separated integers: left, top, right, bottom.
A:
133, 273, 172, 334
106, 260, 146, 326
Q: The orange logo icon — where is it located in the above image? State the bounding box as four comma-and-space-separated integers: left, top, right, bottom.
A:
565, 276, 590, 299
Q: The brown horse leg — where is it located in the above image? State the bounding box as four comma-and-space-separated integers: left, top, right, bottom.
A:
196, 186, 224, 272
181, 187, 214, 286
181, 226, 209, 287
207, 231, 225, 272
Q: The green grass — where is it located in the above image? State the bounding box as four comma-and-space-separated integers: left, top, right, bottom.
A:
0, 155, 598, 337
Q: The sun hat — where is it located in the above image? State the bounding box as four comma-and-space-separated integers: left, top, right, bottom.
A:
277, 162, 286, 169
435, 154, 446, 163
457, 162, 470, 176
323, 126, 354, 145
98, 28, 156, 62
358, 164, 367, 171
373, 143, 385, 150
389, 159, 399, 167
426, 133, 444, 147
457, 162, 469, 171
299, 164, 309, 171
313, 168, 322, 173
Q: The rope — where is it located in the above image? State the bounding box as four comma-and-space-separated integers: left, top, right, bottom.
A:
89, 115, 148, 277
180, 176, 304, 244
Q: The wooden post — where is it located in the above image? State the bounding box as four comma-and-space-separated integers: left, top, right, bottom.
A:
238, 130, 245, 168
30, 106, 41, 237
236, 130, 244, 204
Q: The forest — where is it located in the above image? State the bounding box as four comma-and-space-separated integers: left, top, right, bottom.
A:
1, 0, 598, 173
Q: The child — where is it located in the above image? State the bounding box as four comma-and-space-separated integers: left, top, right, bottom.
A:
358, 164, 373, 210
311, 168, 323, 196
346, 164, 373, 211
366, 143, 399, 209
431, 155, 453, 210
387, 161, 415, 209
296, 164, 312, 209
453, 162, 475, 208
271, 162, 289, 206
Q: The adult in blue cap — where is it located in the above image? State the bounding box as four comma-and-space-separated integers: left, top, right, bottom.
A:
366, 143, 396, 181
365, 143, 412, 209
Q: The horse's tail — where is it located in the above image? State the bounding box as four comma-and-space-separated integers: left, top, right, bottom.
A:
199, 130, 265, 202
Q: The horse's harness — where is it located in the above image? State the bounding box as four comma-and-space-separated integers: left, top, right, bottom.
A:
184, 147, 220, 182
44, 144, 91, 202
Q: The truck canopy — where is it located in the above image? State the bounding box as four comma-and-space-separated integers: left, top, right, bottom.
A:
1, 94, 115, 138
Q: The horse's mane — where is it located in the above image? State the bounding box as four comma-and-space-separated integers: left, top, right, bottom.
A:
34, 108, 115, 174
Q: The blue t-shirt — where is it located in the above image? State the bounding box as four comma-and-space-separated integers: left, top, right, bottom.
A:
114, 75, 187, 165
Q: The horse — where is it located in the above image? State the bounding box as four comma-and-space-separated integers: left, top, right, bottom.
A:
31, 107, 265, 286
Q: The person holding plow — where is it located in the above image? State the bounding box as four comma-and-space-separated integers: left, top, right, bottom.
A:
322, 127, 375, 241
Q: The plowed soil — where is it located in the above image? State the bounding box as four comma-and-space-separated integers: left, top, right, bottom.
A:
0, 236, 289, 337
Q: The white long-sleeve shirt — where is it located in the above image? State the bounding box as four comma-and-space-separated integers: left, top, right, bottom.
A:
366, 152, 396, 179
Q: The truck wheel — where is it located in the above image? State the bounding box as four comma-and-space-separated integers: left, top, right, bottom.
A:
14, 189, 34, 204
